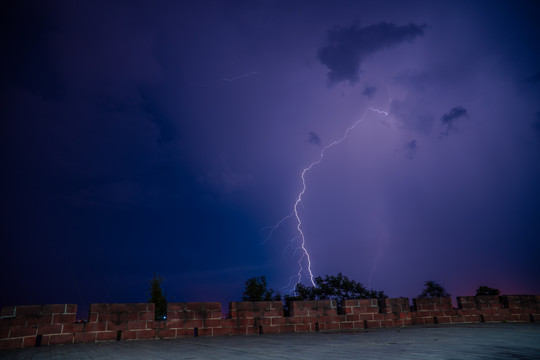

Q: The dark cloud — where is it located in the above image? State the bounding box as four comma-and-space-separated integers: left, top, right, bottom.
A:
403, 140, 418, 159
362, 86, 377, 99
307, 131, 322, 146
440, 106, 468, 137
317, 22, 426, 85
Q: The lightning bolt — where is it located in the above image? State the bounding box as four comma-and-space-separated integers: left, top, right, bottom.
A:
267, 91, 391, 290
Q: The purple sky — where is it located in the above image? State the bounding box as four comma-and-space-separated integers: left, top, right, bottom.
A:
2, 0, 539, 313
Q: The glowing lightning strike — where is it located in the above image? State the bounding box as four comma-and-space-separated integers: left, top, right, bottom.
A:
268, 102, 390, 289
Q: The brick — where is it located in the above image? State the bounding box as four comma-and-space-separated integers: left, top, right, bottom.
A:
89, 313, 99, 322
183, 320, 203, 328
380, 319, 394, 328
157, 329, 176, 339
176, 328, 196, 337
16, 306, 42, 316
185, 303, 206, 311
61, 323, 85, 333
317, 315, 333, 323
10, 326, 37, 338
106, 321, 128, 331
264, 326, 280, 334
74, 332, 97, 343
96, 331, 117, 341
39, 335, 50, 346
203, 319, 222, 328
0, 338, 23, 350
299, 316, 317, 324
340, 322, 354, 330
438, 316, 451, 324
146, 320, 166, 329
291, 309, 309, 317
26, 315, 53, 326
253, 302, 272, 310
41, 304, 67, 315
166, 320, 184, 329
322, 322, 340, 331
212, 327, 233, 336
0, 327, 9, 339
262, 310, 282, 317
48, 334, 73, 345
121, 330, 138, 340
140, 312, 154, 321
1, 306, 16, 318
114, 312, 139, 322
352, 321, 366, 329
271, 317, 286, 325
52, 314, 76, 324
93, 313, 118, 322
294, 324, 310, 332
65, 304, 77, 314
166, 311, 191, 321
198, 328, 213, 337
269, 301, 284, 310
79, 322, 106, 332
366, 320, 381, 328
37, 324, 63, 335
22, 336, 36, 348
167, 303, 186, 312
373, 314, 386, 321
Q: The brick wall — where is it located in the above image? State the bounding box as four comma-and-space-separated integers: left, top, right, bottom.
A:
1, 295, 539, 350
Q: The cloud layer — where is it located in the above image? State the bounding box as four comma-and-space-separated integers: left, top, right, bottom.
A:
440, 106, 468, 137
317, 22, 426, 85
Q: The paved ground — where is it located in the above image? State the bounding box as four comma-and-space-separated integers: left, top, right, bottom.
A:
1, 323, 539, 359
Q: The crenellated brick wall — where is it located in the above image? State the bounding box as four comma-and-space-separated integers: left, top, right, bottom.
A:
1, 295, 539, 350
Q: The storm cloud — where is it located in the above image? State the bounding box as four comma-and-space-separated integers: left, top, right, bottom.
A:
440, 106, 468, 137
317, 22, 426, 85
362, 86, 377, 99
403, 140, 418, 159
307, 131, 322, 146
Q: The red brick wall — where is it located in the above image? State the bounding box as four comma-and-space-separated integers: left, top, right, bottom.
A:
1, 295, 539, 350
0, 304, 77, 350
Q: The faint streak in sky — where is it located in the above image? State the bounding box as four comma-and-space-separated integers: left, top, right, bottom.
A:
220, 72, 258, 82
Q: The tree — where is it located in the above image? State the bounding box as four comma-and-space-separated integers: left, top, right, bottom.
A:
476, 286, 500, 296
242, 276, 275, 301
417, 280, 449, 298
286, 273, 387, 302
148, 273, 167, 320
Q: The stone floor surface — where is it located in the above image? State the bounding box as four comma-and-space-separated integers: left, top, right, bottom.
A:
1, 323, 539, 359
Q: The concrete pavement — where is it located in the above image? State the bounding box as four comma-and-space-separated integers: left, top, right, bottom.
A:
1, 323, 539, 359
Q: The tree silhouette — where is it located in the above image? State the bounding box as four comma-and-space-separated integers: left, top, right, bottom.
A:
148, 273, 167, 320
242, 276, 275, 301
417, 280, 449, 298
286, 273, 386, 302
476, 286, 500, 296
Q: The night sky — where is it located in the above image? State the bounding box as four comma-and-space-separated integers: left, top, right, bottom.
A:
2, 0, 540, 315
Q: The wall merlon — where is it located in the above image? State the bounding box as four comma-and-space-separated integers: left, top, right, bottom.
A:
1, 295, 538, 350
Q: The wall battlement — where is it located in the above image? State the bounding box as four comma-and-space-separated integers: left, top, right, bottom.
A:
1, 295, 539, 350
